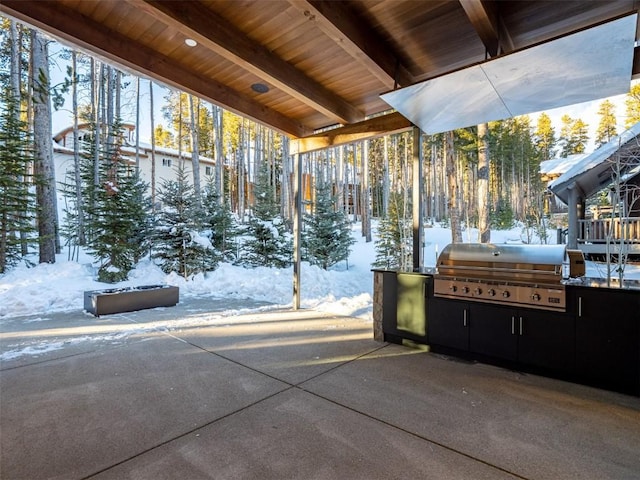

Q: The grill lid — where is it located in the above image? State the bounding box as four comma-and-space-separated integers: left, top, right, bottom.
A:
436, 243, 581, 284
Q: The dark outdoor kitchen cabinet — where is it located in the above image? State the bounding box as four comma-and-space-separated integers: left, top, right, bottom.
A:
468, 303, 575, 373
516, 308, 575, 373
468, 303, 518, 362
572, 286, 640, 395
428, 298, 469, 351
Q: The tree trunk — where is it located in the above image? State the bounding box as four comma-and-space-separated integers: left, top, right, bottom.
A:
382, 136, 390, 216
31, 30, 58, 263
106, 65, 114, 146
149, 80, 156, 208
94, 62, 103, 189
115, 69, 121, 120
72, 51, 85, 248
10, 21, 30, 256
477, 123, 491, 243
362, 141, 372, 241
189, 94, 201, 207
281, 136, 291, 219
445, 131, 463, 243
135, 76, 141, 171
213, 104, 224, 204
336, 146, 344, 213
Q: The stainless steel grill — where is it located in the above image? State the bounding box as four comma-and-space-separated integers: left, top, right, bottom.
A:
433, 244, 585, 311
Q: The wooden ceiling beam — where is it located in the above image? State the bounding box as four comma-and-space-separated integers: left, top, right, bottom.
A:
459, 0, 514, 56
135, 0, 363, 126
289, 0, 413, 89
0, 0, 311, 137
291, 112, 412, 154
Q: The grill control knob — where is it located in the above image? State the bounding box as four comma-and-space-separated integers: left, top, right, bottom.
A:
531, 293, 541, 301
474, 287, 482, 295
449, 285, 457, 292
461, 286, 470, 294
487, 289, 496, 297
502, 290, 510, 298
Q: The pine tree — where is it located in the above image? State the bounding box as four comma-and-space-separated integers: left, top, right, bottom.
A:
85, 120, 152, 282
572, 119, 589, 154
238, 163, 292, 268
302, 180, 354, 270
558, 114, 574, 157
372, 192, 412, 270
624, 83, 640, 128
0, 87, 37, 273
595, 99, 617, 148
534, 113, 556, 161
202, 177, 237, 262
153, 162, 218, 278
558, 115, 589, 157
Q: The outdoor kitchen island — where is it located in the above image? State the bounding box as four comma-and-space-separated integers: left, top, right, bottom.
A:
373, 244, 640, 396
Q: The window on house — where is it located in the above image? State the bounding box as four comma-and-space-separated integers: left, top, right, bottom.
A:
162, 158, 172, 167
205, 166, 213, 175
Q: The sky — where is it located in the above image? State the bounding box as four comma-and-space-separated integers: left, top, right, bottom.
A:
2, 222, 638, 363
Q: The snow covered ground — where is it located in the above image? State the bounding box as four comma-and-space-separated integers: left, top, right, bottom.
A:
1, 222, 638, 362
0, 223, 520, 320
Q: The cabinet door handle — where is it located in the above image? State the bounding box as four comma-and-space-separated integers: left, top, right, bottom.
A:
519, 317, 523, 336
463, 309, 467, 327
511, 316, 515, 335
578, 297, 582, 317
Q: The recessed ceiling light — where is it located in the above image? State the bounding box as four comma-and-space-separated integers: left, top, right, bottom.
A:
251, 83, 269, 94
185, 38, 197, 47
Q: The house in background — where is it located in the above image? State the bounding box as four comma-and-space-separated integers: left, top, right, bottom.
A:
52, 124, 216, 191
545, 122, 640, 260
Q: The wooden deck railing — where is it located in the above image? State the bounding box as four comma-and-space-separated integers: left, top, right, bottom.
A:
578, 217, 640, 243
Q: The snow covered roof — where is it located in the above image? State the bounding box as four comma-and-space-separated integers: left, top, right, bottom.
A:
540, 154, 588, 179
125, 140, 214, 163
52, 124, 214, 164
549, 121, 640, 203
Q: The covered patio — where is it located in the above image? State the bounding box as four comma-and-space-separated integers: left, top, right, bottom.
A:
2, 2, 640, 478
2, 298, 639, 479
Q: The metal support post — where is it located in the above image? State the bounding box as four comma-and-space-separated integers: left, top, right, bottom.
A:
412, 126, 424, 271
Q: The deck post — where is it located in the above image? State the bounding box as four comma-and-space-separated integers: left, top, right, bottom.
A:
567, 184, 585, 249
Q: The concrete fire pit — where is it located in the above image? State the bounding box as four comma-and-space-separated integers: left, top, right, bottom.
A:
84, 285, 179, 316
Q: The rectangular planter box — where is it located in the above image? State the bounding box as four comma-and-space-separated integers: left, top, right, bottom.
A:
84, 285, 179, 316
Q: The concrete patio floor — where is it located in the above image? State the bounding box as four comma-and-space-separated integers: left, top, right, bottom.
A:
1, 297, 639, 480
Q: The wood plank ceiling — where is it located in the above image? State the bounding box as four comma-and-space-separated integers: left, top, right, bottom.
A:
2, 0, 639, 147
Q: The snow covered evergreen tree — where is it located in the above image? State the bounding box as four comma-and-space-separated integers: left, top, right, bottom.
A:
372, 192, 412, 270
0, 88, 37, 273
238, 163, 292, 268
153, 162, 219, 277
203, 177, 238, 262
83, 120, 152, 283
302, 180, 354, 269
